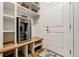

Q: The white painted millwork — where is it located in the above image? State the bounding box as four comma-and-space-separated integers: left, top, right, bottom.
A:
64, 2, 74, 56
73, 2, 79, 57
0, 2, 40, 57
0, 2, 3, 56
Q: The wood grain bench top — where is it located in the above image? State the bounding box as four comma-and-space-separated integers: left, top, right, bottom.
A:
0, 36, 43, 53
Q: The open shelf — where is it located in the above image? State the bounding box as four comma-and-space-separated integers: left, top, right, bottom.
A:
3, 30, 15, 33
3, 2, 15, 16
32, 2, 40, 9
4, 43, 14, 47
16, 2, 40, 19
18, 46, 25, 57
34, 43, 42, 48
3, 42, 15, 57
34, 45, 42, 52
3, 14, 15, 19
35, 48, 45, 57
18, 45, 28, 57
17, 2, 40, 11
3, 50, 15, 57
34, 40, 42, 45
3, 32, 15, 44
34, 39, 42, 48
31, 2, 40, 13
3, 2, 15, 32
3, 15, 15, 32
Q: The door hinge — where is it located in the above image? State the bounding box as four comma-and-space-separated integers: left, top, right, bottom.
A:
69, 25, 71, 29
70, 50, 71, 54
69, 2, 71, 4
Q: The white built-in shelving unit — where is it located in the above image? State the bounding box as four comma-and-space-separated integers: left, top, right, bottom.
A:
0, 2, 40, 57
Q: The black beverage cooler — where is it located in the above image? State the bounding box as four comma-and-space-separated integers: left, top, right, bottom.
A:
17, 17, 31, 43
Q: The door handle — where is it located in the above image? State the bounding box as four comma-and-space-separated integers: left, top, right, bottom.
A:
46, 29, 49, 32
70, 50, 71, 54
46, 26, 49, 33
69, 25, 71, 30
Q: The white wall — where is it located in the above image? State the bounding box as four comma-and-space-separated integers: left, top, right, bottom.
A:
31, 14, 41, 37
31, 4, 42, 37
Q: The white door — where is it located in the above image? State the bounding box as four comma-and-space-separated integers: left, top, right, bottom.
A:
42, 2, 73, 56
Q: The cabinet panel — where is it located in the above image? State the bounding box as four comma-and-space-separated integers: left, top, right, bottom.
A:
74, 2, 79, 57
0, 2, 3, 57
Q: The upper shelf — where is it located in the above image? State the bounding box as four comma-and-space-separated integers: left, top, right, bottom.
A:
17, 4, 40, 19
17, 2, 40, 10
17, 2, 40, 17
3, 2, 15, 16
32, 2, 40, 8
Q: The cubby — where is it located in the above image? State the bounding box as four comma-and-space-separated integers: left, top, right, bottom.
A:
34, 40, 42, 48
3, 50, 15, 57
3, 2, 15, 16
18, 45, 28, 57
34, 45, 42, 52
3, 16, 15, 32
28, 38, 43, 56
3, 32, 15, 44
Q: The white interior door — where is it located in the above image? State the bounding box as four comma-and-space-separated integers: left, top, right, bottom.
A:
42, 2, 73, 56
